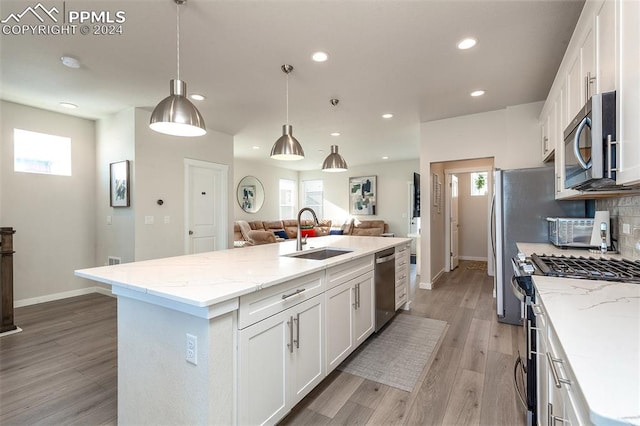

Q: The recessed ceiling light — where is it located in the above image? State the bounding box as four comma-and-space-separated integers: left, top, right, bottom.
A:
59, 102, 78, 109
470, 90, 486, 97
382, 113, 393, 119
190, 94, 205, 101
311, 51, 329, 62
252, 146, 260, 150
330, 132, 341, 137
457, 38, 477, 50
60, 56, 80, 69
382, 156, 389, 160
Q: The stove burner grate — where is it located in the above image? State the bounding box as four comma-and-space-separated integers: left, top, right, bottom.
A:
530, 254, 640, 284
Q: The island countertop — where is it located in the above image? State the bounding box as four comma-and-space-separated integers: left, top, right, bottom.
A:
75, 235, 411, 309
517, 243, 640, 425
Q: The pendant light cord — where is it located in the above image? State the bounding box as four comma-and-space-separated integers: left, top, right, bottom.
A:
176, 1, 180, 80
285, 71, 289, 125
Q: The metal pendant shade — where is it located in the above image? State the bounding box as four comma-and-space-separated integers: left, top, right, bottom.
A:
149, 0, 206, 137
271, 124, 304, 160
271, 65, 304, 160
150, 79, 206, 137
322, 145, 348, 172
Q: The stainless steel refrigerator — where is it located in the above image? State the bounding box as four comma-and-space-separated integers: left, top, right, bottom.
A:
491, 167, 587, 325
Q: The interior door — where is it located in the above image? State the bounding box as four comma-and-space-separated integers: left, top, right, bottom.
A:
450, 174, 459, 270
185, 159, 228, 254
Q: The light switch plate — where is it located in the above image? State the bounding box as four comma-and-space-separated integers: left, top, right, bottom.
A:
622, 223, 631, 234
144, 216, 154, 225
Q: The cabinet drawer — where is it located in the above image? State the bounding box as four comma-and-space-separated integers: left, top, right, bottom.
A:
395, 285, 407, 309
395, 265, 409, 284
326, 255, 374, 290
238, 271, 325, 329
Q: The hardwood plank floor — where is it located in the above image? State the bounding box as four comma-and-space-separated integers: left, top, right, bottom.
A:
0, 293, 117, 426
0, 260, 526, 426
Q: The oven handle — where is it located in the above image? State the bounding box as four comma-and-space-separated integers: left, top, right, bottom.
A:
573, 116, 592, 170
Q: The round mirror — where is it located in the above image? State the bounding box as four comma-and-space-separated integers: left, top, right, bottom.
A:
237, 176, 265, 213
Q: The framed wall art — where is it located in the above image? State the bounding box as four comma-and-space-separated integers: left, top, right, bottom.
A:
349, 175, 376, 215
110, 160, 130, 207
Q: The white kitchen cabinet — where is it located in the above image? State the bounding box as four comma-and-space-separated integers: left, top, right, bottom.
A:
395, 242, 410, 309
596, 0, 616, 93
616, 0, 640, 185
238, 294, 325, 426
533, 301, 590, 426
325, 270, 374, 373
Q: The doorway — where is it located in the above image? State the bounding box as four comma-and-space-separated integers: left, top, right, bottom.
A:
184, 159, 228, 254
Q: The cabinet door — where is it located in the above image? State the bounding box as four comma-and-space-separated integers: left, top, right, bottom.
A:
534, 312, 549, 426
238, 310, 290, 425
325, 281, 355, 372
353, 272, 375, 346
596, 0, 616, 93
567, 54, 583, 120
617, 0, 640, 185
582, 26, 596, 99
290, 296, 325, 405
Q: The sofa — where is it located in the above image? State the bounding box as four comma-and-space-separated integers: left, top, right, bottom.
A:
233, 218, 389, 246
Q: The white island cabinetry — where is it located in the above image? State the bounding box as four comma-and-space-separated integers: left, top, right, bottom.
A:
325, 256, 375, 373
75, 235, 412, 425
237, 272, 326, 425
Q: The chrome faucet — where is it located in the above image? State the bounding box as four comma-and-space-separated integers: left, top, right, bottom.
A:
296, 207, 319, 251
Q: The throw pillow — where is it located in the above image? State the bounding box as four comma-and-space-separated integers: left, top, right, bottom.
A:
273, 230, 288, 239
300, 228, 316, 238
329, 229, 344, 235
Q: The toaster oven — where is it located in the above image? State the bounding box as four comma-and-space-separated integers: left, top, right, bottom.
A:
546, 217, 594, 247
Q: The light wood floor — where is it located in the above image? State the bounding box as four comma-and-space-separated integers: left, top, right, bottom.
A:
0, 260, 525, 425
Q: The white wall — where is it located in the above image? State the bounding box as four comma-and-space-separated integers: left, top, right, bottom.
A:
133, 108, 235, 261
0, 101, 97, 303
420, 102, 544, 285
457, 172, 489, 260
299, 159, 420, 236
233, 159, 299, 220
96, 108, 136, 265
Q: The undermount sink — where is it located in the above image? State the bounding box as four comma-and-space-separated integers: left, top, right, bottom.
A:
285, 247, 353, 260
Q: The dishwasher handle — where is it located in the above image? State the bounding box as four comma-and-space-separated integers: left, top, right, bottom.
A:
375, 253, 395, 264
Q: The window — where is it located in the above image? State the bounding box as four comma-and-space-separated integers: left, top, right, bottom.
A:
279, 179, 295, 219
13, 129, 71, 176
302, 180, 323, 218
471, 172, 488, 196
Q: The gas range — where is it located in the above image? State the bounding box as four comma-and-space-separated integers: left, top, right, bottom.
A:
513, 253, 640, 284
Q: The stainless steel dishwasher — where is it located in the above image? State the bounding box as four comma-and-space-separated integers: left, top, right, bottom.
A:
374, 247, 396, 332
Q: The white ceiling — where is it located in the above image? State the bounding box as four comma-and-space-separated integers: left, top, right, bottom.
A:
0, 0, 584, 171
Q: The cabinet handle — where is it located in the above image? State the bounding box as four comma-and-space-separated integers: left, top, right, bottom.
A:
293, 313, 300, 349
287, 316, 294, 353
547, 352, 571, 388
606, 134, 618, 179
282, 288, 305, 300
357, 283, 361, 309
353, 286, 358, 309
548, 402, 568, 424
585, 72, 596, 100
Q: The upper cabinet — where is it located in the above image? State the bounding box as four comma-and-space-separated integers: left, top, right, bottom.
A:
540, 0, 640, 197
616, 0, 640, 185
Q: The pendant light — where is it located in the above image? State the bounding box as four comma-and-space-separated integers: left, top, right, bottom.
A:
149, 0, 206, 137
270, 64, 304, 160
322, 99, 348, 172
322, 145, 348, 172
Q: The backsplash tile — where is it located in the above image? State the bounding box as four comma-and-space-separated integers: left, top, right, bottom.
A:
596, 194, 640, 260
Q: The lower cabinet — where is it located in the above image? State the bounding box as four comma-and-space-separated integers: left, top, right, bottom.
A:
534, 302, 590, 426
325, 270, 375, 373
238, 294, 325, 426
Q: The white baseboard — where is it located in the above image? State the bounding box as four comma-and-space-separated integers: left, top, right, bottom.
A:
15, 286, 114, 308
459, 256, 488, 261
419, 267, 445, 290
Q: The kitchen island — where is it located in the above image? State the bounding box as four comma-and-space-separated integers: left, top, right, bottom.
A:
518, 243, 640, 425
76, 235, 411, 425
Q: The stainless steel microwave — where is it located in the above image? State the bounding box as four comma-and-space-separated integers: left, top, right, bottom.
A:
564, 91, 617, 190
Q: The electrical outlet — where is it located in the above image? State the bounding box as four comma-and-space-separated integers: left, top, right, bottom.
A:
144, 216, 154, 225
186, 333, 197, 365
164, 215, 170, 224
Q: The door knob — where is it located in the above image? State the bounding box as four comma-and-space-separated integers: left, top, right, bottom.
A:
189, 230, 194, 235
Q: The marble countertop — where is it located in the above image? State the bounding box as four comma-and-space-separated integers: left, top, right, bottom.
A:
76, 235, 410, 308
518, 243, 639, 424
